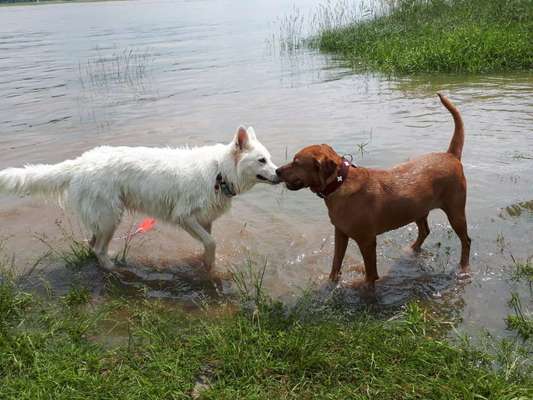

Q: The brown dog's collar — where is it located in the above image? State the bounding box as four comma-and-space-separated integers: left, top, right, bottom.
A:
316, 158, 353, 199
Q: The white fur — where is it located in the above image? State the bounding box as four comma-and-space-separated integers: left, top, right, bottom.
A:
0, 126, 279, 272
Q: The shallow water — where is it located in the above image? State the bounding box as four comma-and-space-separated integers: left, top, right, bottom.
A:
0, 0, 532, 338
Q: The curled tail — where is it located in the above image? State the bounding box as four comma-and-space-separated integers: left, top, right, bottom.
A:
0, 160, 75, 200
437, 93, 464, 160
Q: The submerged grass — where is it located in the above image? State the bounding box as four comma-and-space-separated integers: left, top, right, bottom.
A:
505, 256, 533, 341
1, 275, 532, 399
315, 0, 533, 73
34, 219, 96, 270
507, 292, 533, 341
79, 47, 154, 92
511, 256, 533, 285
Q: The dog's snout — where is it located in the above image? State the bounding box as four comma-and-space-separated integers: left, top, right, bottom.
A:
276, 167, 282, 177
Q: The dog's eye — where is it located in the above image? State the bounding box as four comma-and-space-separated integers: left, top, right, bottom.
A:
258, 158, 266, 164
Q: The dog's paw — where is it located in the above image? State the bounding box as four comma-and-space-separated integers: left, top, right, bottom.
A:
456, 269, 471, 281
328, 272, 341, 284
346, 278, 375, 290
323, 279, 341, 291
209, 270, 233, 281
403, 245, 418, 256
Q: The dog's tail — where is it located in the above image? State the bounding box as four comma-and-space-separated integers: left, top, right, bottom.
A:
438, 93, 464, 160
0, 160, 76, 201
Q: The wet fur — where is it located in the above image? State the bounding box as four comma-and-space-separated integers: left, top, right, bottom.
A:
0, 126, 279, 273
277, 94, 470, 287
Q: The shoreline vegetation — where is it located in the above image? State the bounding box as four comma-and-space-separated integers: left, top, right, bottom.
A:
1, 268, 532, 399
314, 0, 533, 74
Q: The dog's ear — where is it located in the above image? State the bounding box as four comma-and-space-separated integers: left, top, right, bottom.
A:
246, 126, 257, 140
234, 126, 250, 151
315, 156, 337, 189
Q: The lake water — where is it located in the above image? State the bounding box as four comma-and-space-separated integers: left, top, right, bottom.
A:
0, 0, 532, 339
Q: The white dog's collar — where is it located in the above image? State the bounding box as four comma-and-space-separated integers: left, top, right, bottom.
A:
215, 173, 236, 197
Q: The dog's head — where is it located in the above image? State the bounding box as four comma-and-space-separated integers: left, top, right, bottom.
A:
276, 144, 339, 192
232, 126, 280, 186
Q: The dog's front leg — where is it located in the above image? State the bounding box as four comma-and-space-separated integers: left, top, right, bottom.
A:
183, 216, 216, 270
330, 227, 348, 283
356, 237, 379, 287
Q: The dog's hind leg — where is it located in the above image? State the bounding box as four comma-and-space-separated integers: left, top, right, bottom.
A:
444, 206, 471, 274
88, 235, 96, 248
356, 237, 379, 287
411, 214, 430, 252
75, 197, 122, 272
182, 216, 216, 270
329, 227, 348, 283
93, 226, 117, 272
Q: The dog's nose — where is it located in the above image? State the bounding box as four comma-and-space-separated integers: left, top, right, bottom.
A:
276, 168, 281, 177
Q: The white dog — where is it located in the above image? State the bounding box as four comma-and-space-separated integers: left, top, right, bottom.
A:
0, 126, 279, 273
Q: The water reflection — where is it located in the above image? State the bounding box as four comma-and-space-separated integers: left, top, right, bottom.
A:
0, 0, 531, 338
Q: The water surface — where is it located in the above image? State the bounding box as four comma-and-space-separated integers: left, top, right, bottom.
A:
0, 0, 532, 338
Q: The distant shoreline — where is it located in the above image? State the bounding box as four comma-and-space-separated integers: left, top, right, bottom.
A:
0, 0, 126, 7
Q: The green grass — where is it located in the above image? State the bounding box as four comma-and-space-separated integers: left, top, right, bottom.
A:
507, 314, 533, 340
512, 257, 533, 284
507, 292, 533, 340
1, 279, 532, 399
315, 0, 533, 73
35, 232, 96, 270
506, 257, 533, 340
32, 217, 96, 270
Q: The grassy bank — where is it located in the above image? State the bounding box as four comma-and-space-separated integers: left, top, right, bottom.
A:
1, 279, 532, 399
315, 0, 533, 73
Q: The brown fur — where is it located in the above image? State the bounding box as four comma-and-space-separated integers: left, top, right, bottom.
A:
276, 94, 470, 287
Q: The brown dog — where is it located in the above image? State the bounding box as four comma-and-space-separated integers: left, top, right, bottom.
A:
276, 94, 470, 287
